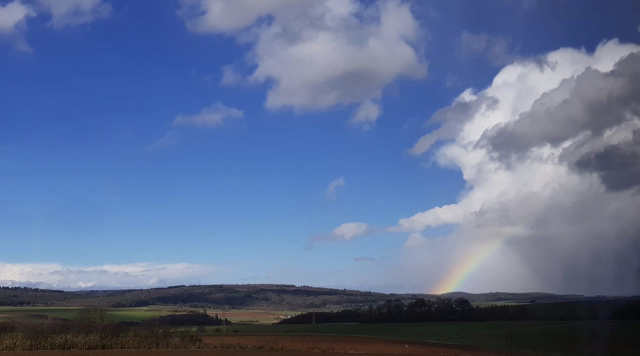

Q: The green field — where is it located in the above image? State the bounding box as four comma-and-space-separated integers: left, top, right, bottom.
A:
202, 321, 640, 356
0, 306, 178, 323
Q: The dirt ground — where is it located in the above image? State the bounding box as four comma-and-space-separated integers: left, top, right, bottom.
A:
201, 334, 532, 355
0, 335, 537, 356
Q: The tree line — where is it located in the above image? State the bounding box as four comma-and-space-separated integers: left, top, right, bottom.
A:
133, 311, 231, 327
0, 308, 207, 351
281, 297, 474, 324
279, 298, 640, 324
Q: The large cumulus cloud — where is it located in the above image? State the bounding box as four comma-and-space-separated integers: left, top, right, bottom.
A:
397, 40, 640, 295
178, 0, 427, 128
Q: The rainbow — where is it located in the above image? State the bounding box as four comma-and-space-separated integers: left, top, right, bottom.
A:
430, 238, 504, 295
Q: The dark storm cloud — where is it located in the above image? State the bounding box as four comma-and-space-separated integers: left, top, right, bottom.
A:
480, 52, 640, 191
576, 130, 640, 191
484, 52, 640, 157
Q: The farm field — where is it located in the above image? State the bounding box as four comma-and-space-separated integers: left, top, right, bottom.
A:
0, 307, 177, 323
202, 309, 303, 324
0, 336, 535, 356
202, 321, 640, 356
0, 306, 302, 324
200, 334, 526, 355
2, 307, 637, 355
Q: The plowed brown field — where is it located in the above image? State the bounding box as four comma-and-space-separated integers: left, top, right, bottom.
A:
0, 335, 536, 356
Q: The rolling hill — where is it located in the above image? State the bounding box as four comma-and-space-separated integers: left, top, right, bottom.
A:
0, 284, 634, 309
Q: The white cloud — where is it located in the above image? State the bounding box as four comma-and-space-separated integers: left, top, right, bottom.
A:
307, 221, 370, 249
332, 222, 369, 240
403, 232, 426, 246
393, 39, 640, 295
37, 0, 112, 29
392, 203, 467, 232
173, 101, 243, 128
326, 176, 345, 199
350, 100, 383, 130
0, 0, 35, 51
0, 0, 33, 33
0, 0, 112, 51
178, 0, 427, 128
311, 222, 370, 245
0, 262, 220, 290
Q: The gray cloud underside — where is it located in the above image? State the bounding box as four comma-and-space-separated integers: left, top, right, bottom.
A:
484, 52, 640, 191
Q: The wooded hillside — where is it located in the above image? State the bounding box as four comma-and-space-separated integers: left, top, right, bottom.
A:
1, 284, 633, 309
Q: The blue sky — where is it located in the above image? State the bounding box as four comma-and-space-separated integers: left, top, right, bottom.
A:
1, 0, 639, 294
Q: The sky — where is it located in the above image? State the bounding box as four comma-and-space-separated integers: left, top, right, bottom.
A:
1, 0, 639, 295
